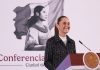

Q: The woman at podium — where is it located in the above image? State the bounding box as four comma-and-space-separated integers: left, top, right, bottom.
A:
44, 16, 76, 70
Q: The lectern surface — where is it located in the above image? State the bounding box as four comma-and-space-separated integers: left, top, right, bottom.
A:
66, 66, 100, 70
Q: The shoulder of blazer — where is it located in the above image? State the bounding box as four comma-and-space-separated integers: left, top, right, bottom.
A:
46, 36, 55, 44
47, 35, 61, 43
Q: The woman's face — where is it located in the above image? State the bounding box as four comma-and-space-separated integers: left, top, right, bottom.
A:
40, 8, 48, 20
57, 17, 70, 34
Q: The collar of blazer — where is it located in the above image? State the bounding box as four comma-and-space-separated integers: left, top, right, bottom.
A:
54, 35, 73, 43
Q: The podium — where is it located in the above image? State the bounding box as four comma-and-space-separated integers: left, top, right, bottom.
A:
56, 53, 100, 70
70, 53, 100, 65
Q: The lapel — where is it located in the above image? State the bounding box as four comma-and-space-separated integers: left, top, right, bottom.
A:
55, 35, 71, 49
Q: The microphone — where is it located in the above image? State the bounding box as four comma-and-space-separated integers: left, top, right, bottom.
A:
79, 40, 91, 51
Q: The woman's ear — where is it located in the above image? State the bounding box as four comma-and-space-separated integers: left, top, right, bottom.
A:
36, 12, 39, 16
56, 23, 59, 29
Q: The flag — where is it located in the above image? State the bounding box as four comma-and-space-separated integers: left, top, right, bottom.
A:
13, 4, 31, 39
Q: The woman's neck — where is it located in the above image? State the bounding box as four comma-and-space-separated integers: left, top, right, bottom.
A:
59, 32, 66, 37
37, 20, 42, 23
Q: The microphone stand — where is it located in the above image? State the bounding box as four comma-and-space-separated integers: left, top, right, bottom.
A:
79, 40, 91, 51
79, 40, 100, 66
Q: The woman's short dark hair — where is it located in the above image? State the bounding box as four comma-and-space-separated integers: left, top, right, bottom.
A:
55, 16, 68, 35
26, 5, 44, 28
34, 6, 44, 16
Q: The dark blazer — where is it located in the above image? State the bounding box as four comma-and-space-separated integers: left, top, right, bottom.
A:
44, 35, 76, 70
